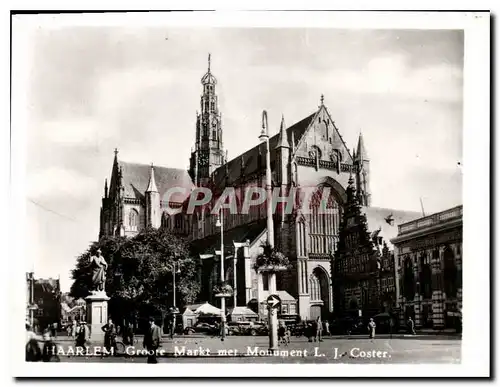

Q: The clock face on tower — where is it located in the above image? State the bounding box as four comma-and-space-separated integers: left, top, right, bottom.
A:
199, 152, 209, 166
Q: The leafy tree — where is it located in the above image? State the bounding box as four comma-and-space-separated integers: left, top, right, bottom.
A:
70, 228, 200, 326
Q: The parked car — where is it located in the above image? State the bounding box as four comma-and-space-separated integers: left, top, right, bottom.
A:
226, 321, 268, 336
193, 322, 217, 334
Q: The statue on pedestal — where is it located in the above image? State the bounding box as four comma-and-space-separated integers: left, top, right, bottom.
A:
89, 248, 108, 294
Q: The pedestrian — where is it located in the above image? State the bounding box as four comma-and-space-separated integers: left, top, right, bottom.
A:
123, 321, 135, 346
50, 322, 57, 338
324, 320, 331, 336
42, 330, 60, 362
71, 319, 77, 339
101, 318, 118, 355
368, 318, 376, 340
408, 317, 416, 335
75, 320, 88, 350
143, 316, 161, 364
278, 321, 286, 345
284, 325, 291, 345
168, 308, 176, 339
25, 321, 44, 362
306, 322, 313, 342
315, 317, 323, 342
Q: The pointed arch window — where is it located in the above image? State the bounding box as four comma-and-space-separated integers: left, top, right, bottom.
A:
309, 274, 321, 301
129, 209, 139, 231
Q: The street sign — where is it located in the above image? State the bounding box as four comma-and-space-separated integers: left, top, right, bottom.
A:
267, 294, 281, 309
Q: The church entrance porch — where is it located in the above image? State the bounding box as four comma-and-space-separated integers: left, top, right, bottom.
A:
308, 266, 331, 320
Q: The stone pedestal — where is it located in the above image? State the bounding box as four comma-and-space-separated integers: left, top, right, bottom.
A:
85, 291, 110, 342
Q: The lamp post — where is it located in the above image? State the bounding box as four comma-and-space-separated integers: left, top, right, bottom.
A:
216, 211, 226, 341
259, 110, 278, 351
172, 261, 181, 310
416, 281, 421, 331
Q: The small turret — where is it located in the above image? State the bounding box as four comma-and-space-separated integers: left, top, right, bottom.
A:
146, 163, 159, 193
355, 132, 371, 206
145, 164, 161, 228
276, 114, 289, 150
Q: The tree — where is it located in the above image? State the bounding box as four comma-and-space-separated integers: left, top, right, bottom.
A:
70, 228, 200, 325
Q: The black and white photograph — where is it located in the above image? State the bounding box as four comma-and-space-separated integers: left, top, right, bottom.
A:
10, 9, 490, 378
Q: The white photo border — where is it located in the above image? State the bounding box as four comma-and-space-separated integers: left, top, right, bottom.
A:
8, 9, 490, 379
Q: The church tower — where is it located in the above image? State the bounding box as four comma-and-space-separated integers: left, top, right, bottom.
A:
354, 132, 371, 206
189, 54, 225, 187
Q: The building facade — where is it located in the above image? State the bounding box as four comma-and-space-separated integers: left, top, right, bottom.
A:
391, 205, 463, 329
25, 274, 61, 330
99, 56, 421, 320
332, 177, 420, 319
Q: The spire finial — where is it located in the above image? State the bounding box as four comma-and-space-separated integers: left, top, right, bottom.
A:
114, 148, 118, 157
276, 113, 289, 150
320, 94, 324, 106
208, 53, 211, 72
146, 162, 158, 193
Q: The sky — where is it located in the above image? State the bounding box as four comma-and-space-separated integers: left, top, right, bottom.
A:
18, 27, 463, 292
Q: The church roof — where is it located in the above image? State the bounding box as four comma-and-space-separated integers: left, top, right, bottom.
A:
211, 111, 317, 189
362, 206, 422, 249
119, 161, 194, 203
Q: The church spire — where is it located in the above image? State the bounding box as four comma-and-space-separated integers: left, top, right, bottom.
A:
356, 132, 369, 161
189, 55, 225, 187
146, 163, 159, 193
276, 114, 289, 149
201, 53, 217, 85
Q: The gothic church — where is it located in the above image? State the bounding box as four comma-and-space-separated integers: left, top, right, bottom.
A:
99, 56, 420, 320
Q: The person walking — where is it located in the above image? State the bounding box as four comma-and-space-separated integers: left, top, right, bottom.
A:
315, 317, 323, 342
50, 322, 57, 339
25, 321, 44, 362
408, 317, 416, 335
101, 318, 118, 355
167, 309, 176, 339
75, 320, 89, 350
123, 321, 135, 346
368, 318, 376, 340
278, 321, 286, 346
71, 319, 77, 339
324, 320, 331, 336
143, 317, 162, 364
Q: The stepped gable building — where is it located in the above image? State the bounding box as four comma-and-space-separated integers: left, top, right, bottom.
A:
99, 56, 420, 320
391, 205, 463, 330
332, 176, 421, 319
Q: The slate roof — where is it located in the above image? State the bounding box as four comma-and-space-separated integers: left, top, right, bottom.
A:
211, 111, 318, 189
118, 161, 194, 203
362, 206, 422, 249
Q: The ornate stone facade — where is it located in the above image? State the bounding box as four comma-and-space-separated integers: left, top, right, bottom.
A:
391, 205, 463, 329
98, 56, 396, 320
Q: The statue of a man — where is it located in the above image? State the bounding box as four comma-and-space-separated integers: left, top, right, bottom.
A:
89, 248, 108, 292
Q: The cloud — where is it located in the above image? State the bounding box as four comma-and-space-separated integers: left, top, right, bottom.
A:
327, 54, 463, 103
20, 27, 464, 291
28, 167, 100, 201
